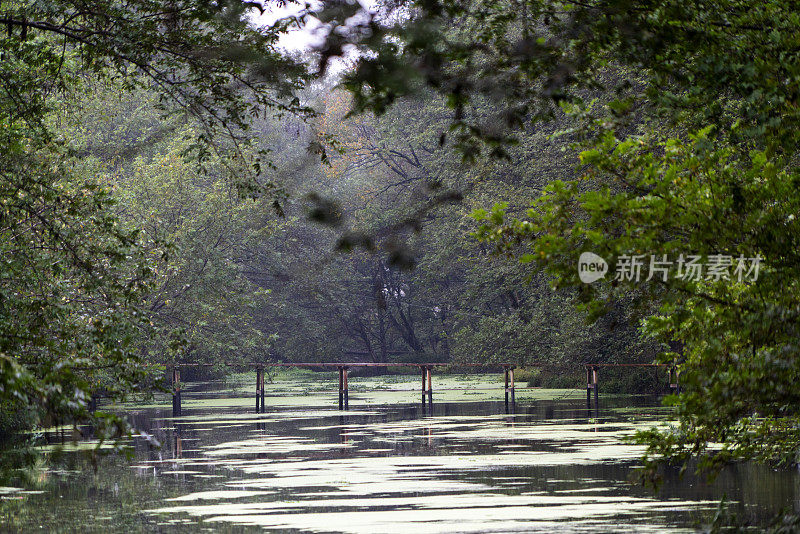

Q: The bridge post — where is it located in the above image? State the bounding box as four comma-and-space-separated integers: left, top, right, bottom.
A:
172, 367, 181, 416
427, 366, 433, 406
504, 366, 509, 407
338, 367, 344, 410
260, 368, 265, 410
421, 366, 427, 406
585, 365, 599, 414
343, 367, 349, 410
255, 368, 262, 412
509, 367, 516, 406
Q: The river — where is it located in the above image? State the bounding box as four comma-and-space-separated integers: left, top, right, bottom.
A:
2, 372, 798, 532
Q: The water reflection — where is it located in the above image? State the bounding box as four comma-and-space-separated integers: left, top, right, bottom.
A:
3, 377, 799, 532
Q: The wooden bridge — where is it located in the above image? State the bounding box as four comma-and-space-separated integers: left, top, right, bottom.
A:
165, 362, 680, 416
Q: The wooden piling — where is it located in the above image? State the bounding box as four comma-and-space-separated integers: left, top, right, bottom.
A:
585, 365, 599, 414
426, 366, 433, 406
255, 368, 262, 412
586, 366, 592, 409
343, 367, 349, 410
509, 367, 515, 405
421, 366, 427, 405
504, 367, 509, 407
260, 368, 265, 410
338, 367, 344, 410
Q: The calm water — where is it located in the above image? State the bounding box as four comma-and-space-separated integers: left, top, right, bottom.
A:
2, 373, 799, 532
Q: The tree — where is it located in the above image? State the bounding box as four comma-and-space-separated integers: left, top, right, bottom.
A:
243, 79, 657, 374
61, 82, 280, 369
316, 0, 800, 477
0, 0, 307, 437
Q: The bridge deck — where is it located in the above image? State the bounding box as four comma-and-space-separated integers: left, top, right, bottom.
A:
166, 362, 672, 368
159, 360, 680, 416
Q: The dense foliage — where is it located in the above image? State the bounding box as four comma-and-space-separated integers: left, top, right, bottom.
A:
0, 0, 306, 438
249, 86, 657, 376
314, 0, 800, 476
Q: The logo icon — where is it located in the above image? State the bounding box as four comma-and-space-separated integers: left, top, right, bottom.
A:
578, 252, 608, 283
